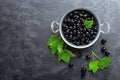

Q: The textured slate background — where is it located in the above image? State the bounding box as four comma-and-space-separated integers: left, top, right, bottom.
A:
0, 0, 120, 80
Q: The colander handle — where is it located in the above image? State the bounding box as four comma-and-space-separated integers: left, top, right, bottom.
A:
100, 22, 110, 33
51, 21, 59, 33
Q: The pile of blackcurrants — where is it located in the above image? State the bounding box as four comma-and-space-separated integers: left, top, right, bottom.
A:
81, 67, 87, 78
62, 9, 98, 45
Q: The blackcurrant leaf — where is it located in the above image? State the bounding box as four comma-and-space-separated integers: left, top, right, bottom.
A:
47, 35, 64, 54
84, 20, 94, 29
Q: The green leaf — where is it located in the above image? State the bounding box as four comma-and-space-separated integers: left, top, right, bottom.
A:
88, 61, 99, 74
57, 38, 64, 53
88, 51, 111, 74
62, 54, 70, 64
88, 57, 111, 73
47, 35, 64, 54
58, 52, 63, 62
47, 35, 76, 64
98, 57, 111, 69
64, 50, 76, 57
58, 50, 76, 64
84, 20, 94, 29
50, 43, 58, 54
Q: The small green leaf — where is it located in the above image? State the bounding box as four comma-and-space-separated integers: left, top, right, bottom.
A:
64, 50, 76, 58
84, 20, 94, 29
62, 54, 70, 64
47, 35, 58, 46
88, 61, 99, 73
58, 50, 76, 64
88, 55, 111, 73
47, 35, 64, 54
98, 57, 111, 69
88, 51, 111, 74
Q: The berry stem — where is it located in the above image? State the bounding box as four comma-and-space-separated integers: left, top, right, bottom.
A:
92, 51, 101, 60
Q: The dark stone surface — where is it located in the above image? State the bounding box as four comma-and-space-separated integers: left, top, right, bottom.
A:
0, 0, 120, 80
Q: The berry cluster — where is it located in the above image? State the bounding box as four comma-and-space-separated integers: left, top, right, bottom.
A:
62, 9, 98, 45
101, 39, 110, 56
81, 67, 87, 78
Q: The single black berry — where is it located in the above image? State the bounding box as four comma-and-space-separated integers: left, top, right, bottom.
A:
68, 63, 73, 68
85, 39, 90, 44
94, 27, 97, 31
90, 30, 94, 35
81, 72, 86, 78
105, 51, 110, 56
101, 39, 107, 45
101, 47, 107, 53
85, 31, 90, 37
82, 33, 86, 37
86, 55, 90, 60
93, 31, 97, 35
81, 67, 87, 72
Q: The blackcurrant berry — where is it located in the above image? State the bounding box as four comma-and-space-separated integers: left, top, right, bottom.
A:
76, 41, 80, 45
81, 72, 86, 78
68, 63, 73, 68
93, 31, 97, 35
86, 55, 90, 60
101, 39, 107, 45
105, 51, 110, 56
85, 39, 90, 44
81, 67, 87, 72
101, 47, 107, 53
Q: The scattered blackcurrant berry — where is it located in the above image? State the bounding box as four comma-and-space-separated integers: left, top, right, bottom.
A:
68, 63, 73, 68
101, 47, 107, 53
105, 51, 110, 56
81, 72, 86, 78
101, 39, 107, 45
81, 67, 87, 72
86, 55, 90, 60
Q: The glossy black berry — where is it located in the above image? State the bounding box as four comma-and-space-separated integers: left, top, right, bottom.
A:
105, 51, 110, 56
94, 27, 97, 31
85, 31, 90, 37
101, 47, 107, 53
86, 55, 90, 60
93, 31, 97, 35
81, 72, 86, 78
68, 63, 73, 68
90, 30, 94, 35
85, 39, 90, 44
101, 39, 107, 45
81, 67, 87, 72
